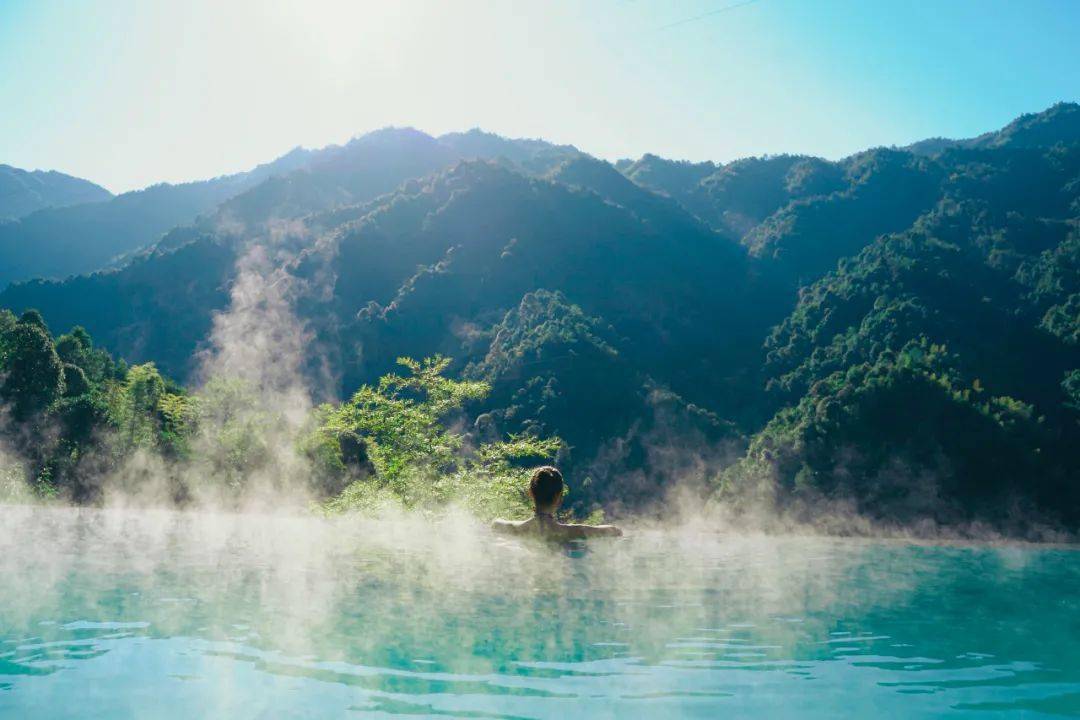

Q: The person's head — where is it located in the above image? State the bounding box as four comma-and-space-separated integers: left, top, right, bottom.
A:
528, 466, 564, 513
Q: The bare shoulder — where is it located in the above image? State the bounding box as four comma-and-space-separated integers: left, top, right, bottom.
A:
490, 518, 531, 535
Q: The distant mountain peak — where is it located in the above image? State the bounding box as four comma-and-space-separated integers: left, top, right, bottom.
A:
349, 126, 440, 148
905, 101, 1080, 156
0, 165, 112, 220
437, 129, 582, 175
619, 153, 717, 198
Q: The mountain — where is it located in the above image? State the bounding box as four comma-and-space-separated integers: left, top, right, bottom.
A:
725, 142, 1080, 527
740, 149, 943, 283
0, 165, 112, 219
619, 153, 718, 201
296, 159, 757, 397
438, 129, 583, 175
547, 155, 718, 236
614, 150, 938, 279
1, 156, 761, 387
0, 129, 588, 290
0, 128, 598, 375
0, 154, 767, 502
1, 104, 1078, 526
0, 147, 316, 289
906, 101, 1080, 156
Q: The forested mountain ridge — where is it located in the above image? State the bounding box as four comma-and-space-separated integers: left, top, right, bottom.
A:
725, 139, 1080, 527
1, 103, 1078, 530
0, 129, 584, 289
0, 164, 112, 220
0, 148, 311, 288
905, 101, 1080, 156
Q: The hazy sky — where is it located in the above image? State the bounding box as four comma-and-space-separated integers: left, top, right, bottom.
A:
2, 0, 1078, 193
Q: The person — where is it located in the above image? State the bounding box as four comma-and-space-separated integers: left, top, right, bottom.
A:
491, 466, 622, 539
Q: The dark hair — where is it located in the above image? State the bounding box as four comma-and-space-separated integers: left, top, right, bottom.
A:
529, 466, 564, 508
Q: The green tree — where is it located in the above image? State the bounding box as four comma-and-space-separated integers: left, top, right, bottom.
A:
313, 356, 560, 518
55, 326, 116, 383
0, 309, 15, 361
61, 363, 90, 398
107, 363, 167, 450
17, 309, 48, 332
1064, 370, 1080, 413
1, 320, 64, 420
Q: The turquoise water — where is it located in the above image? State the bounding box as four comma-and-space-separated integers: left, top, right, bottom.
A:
0, 507, 1077, 719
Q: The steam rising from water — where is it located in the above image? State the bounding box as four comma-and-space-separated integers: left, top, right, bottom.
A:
100, 227, 330, 510
190, 242, 319, 509
0, 504, 930, 666
1, 504, 1076, 718
198, 245, 313, 414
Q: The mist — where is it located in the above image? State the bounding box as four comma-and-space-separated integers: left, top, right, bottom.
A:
1, 238, 1076, 719
3, 498, 1075, 717
1, 225, 1070, 549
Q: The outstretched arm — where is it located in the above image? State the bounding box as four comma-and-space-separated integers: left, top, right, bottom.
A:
563, 523, 622, 539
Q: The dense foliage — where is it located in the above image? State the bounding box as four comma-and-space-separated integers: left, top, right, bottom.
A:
0, 309, 135, 500
311, 356, 560, 518
743, 142, 1080, 525
0, 317, 559, 518
720, 343, 1073, 526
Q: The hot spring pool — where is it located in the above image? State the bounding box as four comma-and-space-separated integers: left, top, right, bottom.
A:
0, 506, 1077, 719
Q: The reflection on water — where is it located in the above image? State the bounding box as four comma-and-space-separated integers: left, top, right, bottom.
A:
0, 506, 1077, 718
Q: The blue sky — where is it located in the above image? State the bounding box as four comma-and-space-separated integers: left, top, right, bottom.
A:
1, 0, 1077, 193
